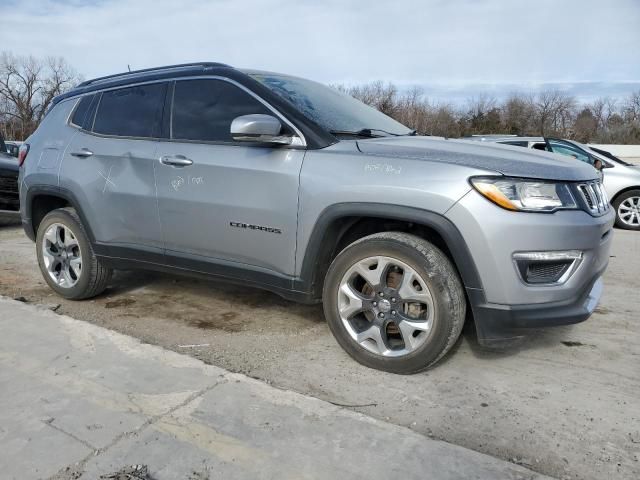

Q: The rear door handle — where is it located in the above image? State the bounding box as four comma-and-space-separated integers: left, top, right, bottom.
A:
70, 148, 93, 158
159, 155, 193, 167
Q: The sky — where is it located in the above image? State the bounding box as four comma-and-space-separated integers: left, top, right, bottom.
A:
1, 0, 639, 104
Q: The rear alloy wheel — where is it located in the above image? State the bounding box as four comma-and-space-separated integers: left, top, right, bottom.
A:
41, 223, 83, 288
36, 207, 112, 300
613, 190, 640, 230
323, 232, 466, 374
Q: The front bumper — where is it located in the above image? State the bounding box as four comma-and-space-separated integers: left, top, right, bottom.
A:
468, 272, 604, 346
446, 189, 614, 344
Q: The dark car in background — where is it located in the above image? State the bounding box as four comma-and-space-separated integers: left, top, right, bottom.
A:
0, 133, 20, 215
5, 141, 22, 158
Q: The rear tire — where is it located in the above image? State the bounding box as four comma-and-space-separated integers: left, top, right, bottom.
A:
613, 189, 640, 230
36, 207, 112, 300
323, 232, 466, 374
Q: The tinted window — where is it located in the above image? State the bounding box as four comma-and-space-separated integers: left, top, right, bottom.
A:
71, 95, 93, 127
172, 79, 272, 142
502, 141, 528, 147
93, 83, 166, 137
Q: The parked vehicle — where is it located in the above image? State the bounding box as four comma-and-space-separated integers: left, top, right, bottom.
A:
0, 133, 20, 215
19, 63, 614, 373
469, 135, 640, 230
5, 141, 22, 158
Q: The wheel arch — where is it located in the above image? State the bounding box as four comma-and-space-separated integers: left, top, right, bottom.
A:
24, 186, 95, 242
297, 203, 483, 300
610, 185, 640, 205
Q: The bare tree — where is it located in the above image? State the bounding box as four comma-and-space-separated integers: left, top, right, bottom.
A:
462, 94, 500, 134
589, 97, 617, 134
534, 90, 576, 136
501, 93, 536, 135
573, 108, 598, 143
0, 52, 81, 140
624, 90, 640, 124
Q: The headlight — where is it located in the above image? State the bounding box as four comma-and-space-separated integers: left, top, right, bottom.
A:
470, 177, 577, 212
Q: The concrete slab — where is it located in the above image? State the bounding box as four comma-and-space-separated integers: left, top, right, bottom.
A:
0, 297, 551, 479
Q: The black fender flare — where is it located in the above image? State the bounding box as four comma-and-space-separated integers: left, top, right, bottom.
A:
296, 202, 484, 297
22, 185, 96, 243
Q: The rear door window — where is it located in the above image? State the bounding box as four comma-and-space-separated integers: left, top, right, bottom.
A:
546, 140, 593, 165
93, 83, 166, 138
171, 79, 272, 143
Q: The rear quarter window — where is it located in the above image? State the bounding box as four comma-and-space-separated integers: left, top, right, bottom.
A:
70, 95, 96, 129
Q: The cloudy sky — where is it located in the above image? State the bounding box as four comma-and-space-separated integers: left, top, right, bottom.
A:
1, 0, 639, 103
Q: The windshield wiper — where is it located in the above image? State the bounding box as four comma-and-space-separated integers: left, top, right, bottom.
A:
330, 128, 419, 138
331, 128, 418, 139
329, 129, 388, 138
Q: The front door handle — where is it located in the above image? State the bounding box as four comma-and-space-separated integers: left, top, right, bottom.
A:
70, 148, 93, 158
160, 155, 193, 167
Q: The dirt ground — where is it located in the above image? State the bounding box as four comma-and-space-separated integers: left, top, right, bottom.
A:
1, 217, 638, 480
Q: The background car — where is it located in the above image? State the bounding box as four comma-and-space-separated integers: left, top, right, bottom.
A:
468, 135, 640, 230
4, 141, 22, 158
0, 133, 20, 216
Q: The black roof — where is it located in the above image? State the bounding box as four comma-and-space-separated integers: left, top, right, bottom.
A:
49, 61, 338, 150
52, 62, 235, 107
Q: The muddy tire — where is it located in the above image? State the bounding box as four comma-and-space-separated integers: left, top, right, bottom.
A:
36, 207, 112, 300
323, 232, 466, 374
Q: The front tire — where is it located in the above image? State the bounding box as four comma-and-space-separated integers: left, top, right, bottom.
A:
613, 189, 640, 230
36, 207, 112, 300
323, 232, 466, 374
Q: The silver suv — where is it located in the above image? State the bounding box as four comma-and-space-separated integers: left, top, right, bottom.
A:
469, 135, 640, 230
19, 63, 614, 373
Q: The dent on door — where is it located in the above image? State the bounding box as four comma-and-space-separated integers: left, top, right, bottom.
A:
59, 135, 163, 248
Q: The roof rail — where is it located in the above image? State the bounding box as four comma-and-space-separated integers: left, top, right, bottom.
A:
77, 62, 232, 87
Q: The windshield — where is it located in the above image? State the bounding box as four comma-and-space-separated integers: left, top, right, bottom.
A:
248, 72, 413, 137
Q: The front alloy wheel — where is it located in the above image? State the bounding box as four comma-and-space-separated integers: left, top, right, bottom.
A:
323, 232, 466, 374
338, 255, 435, 357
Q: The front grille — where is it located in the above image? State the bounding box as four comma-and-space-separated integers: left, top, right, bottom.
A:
0, 174, 19, 211
0, 176, 19, 195
525, 261, 572, 284
577, 180, 609, 215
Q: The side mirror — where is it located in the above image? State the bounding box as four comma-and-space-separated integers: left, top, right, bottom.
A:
230, 114, 293, 145
593, 159, 605, 171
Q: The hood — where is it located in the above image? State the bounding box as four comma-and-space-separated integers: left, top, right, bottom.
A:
356, 136, 599, 182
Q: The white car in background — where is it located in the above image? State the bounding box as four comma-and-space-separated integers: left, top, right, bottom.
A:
468, 136, 640, 230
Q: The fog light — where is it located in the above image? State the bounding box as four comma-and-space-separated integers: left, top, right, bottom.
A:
513, 251, 582, 285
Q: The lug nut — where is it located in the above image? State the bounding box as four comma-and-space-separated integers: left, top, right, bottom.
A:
379, 292, 384, 297
378, 312, 385, 318
372, 301, 377, 307
391, 310, 396, 315
391, 297, 396, 303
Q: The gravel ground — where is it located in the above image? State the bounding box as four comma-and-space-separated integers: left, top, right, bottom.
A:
1, 219, 638, 480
